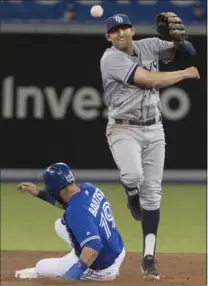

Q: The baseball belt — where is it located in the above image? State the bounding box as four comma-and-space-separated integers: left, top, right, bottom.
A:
114, 115, 162, 126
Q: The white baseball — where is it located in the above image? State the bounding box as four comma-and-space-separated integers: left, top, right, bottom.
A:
90, 5, 104, 18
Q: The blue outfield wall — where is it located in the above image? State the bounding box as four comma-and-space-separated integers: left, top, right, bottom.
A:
1, 169, 206, 184
0, 0, 206, 24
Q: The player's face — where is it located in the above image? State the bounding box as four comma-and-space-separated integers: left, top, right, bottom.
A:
106, 25, 135, 50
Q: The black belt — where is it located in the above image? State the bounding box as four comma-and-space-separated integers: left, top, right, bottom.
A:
114, 116, 162, 126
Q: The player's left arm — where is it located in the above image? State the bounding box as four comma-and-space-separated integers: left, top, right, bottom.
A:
155, 38, 196, 64
60, 209, 103, 280
154, 12, 196, 63
153, 38, 175, 63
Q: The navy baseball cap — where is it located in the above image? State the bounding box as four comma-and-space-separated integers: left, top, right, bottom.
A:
106, 14, 133, 33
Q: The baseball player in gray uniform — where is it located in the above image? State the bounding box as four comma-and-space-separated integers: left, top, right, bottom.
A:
100, 13, 199, 280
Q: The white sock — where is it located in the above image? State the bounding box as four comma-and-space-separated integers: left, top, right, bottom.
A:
144, 233, 156, 257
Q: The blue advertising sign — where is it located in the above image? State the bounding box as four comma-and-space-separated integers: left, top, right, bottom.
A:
0, 33, 206, 170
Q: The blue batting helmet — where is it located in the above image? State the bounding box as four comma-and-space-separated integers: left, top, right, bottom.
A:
43, 162, 75, 198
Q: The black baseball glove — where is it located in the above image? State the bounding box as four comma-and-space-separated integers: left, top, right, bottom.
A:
155, 12, 187, 42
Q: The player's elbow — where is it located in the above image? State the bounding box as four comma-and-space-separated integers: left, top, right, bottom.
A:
146, 78, 162, 88
134, 68, 158, 88
143, 78, 159, 88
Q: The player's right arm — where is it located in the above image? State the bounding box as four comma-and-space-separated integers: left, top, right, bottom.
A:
102, 52, 200, 89
133, 66, 200, 88
79, 246, 99, 267
17, 182, 64, 209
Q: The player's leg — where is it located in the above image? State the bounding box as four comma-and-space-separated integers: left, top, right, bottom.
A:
107, 125, 143, 221
139, 123, 165, 280
37, 248, 125, 280
15, 250, 79, 278
15, 268, 38, 279
35, 249, 79, 277
82, 248, 126, 281
15, 218, 76, 278
55, 217, 72, 247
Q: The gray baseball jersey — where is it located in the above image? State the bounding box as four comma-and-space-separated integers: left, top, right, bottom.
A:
100, 37, 174, 120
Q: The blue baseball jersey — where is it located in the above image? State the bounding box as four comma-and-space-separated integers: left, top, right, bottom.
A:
63, 183, 124, 270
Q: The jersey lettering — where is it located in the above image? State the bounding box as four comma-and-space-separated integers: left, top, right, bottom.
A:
89, 188, 105, 217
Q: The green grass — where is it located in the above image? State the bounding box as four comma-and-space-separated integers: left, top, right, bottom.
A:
1, 183, 206, 253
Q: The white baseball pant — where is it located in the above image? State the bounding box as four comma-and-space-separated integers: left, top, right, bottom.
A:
15, 218, 125, 281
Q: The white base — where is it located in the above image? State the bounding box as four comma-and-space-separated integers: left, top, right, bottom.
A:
15, 267, 39, 279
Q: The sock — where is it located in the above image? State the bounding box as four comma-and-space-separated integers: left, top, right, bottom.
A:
141, 208, 160, 257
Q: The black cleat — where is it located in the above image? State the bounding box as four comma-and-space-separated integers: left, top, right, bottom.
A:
126, 193, 141, 221
141, 255, 160, 280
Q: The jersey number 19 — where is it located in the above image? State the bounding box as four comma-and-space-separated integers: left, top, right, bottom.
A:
100, 201, 116, 239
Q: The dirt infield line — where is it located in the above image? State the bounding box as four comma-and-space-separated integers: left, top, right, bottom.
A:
1, 251, 206, 285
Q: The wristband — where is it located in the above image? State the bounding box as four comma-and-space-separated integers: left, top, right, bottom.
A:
37, 190, 56, 205
60, 259, 88, 280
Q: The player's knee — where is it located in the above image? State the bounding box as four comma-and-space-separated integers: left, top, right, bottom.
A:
55, 218, 63, 235
36, 258, 62, 277
140, 188, 161, 210
120, 171, 143, 188
55, 218, 71, 246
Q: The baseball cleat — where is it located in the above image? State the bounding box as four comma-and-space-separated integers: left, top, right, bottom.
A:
141, 255, 160, 280
15, 267, 38, 279
127, 194, 141, 221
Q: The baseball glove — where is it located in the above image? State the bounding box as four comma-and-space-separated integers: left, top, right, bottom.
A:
155, 12, 187, 42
